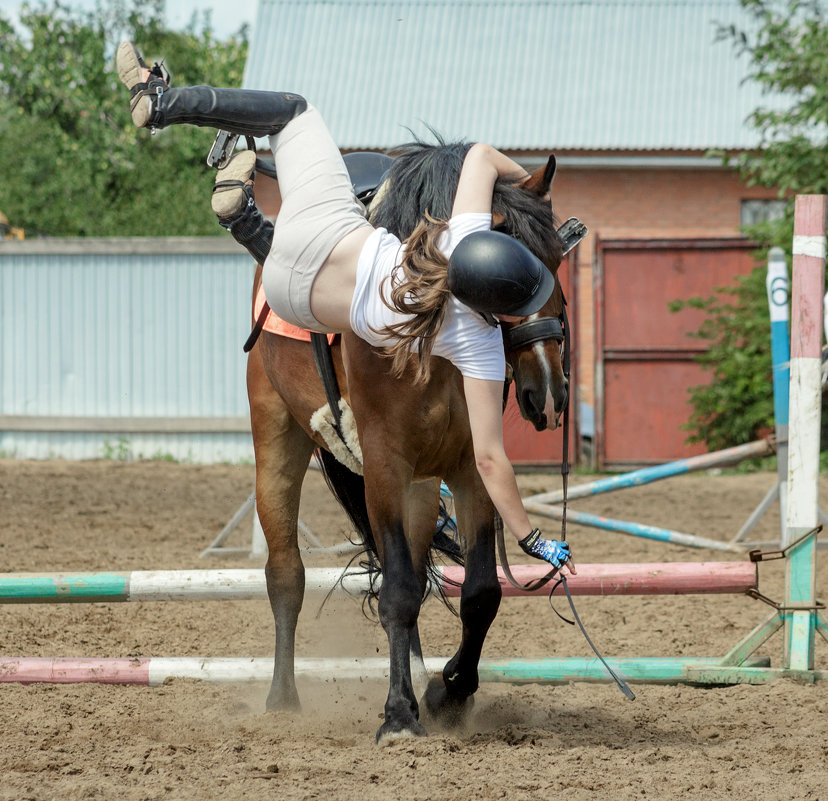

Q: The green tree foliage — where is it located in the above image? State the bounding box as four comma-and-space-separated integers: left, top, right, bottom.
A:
0, 0, 248, 236
675, 0, 827, 451
670, 260, 776, 451
722, 0, 828, 200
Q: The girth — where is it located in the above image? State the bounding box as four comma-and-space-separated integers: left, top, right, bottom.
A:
309, 331, 349, 446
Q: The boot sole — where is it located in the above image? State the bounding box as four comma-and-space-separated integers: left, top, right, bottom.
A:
116, 42, 152, 127
212, 151, 258, 218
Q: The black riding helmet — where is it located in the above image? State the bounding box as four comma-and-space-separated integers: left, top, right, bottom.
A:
447, 230, 556, 317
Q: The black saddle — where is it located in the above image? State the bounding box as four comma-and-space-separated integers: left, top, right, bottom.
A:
343, 151, 395, 204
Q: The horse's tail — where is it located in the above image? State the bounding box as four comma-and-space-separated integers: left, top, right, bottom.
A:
313, 448, 464, 613
314, 447, 378, 556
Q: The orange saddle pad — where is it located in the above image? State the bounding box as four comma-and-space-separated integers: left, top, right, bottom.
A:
254, 284, 336, 344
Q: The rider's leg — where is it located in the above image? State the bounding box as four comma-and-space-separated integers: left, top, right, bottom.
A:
117, 42, 307, 135
261, 104, 370, 330
117, 42, 367, 332
211, 151, 274, 266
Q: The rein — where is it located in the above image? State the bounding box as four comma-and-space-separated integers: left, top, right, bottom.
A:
496, 301, 635, 700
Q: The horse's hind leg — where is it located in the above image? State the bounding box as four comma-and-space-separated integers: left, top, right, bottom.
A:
422, 477, 502, 728
248, 345, 315, 711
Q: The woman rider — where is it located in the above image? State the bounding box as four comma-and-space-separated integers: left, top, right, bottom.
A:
117, 42, 575, 574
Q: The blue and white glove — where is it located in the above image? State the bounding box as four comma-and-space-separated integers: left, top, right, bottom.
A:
518, 528, 571, 568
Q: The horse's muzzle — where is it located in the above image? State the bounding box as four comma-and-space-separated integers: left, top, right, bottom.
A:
519, 381, 568, 432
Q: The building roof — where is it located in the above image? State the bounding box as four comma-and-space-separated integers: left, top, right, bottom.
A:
243, 0, 780, 153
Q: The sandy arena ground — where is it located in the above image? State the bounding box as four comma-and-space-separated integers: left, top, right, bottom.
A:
0, 459, 826, 801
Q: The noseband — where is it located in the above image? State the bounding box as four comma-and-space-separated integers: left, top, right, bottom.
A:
502, 314, 564, 351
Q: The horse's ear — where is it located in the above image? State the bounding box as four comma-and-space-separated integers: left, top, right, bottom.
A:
520, 154, 556, 196
543, 154, 557, 188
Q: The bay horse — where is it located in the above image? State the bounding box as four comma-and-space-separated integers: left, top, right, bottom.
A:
246, 140, 568, 743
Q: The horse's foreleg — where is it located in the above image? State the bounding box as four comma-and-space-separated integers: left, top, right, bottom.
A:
405, 479, 443, 698
248, 346, 315, 712
377, 522, 427, 742
423, 483, 502, 728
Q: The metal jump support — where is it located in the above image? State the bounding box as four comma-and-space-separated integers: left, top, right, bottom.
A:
201, 459, 361, 559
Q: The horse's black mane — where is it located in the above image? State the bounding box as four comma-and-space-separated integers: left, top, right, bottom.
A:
369, 133, 563, 268
369, 135, 471, 236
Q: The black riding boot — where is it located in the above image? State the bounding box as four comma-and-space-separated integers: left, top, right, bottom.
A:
149, 86, 307, 136
222, 197, 275, 266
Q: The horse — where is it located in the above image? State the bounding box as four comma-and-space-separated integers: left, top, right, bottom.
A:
245, 140, 568, 743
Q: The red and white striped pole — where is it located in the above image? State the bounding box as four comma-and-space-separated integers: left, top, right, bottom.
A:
784, 194, 826, 671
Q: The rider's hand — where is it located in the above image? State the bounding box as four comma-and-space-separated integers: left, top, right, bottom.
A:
518, 529, 576, 573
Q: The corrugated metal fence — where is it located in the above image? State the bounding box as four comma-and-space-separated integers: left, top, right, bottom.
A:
0, 238, 256, 462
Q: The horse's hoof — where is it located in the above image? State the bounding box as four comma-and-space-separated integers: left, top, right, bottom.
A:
265, 689, 301, 713
421, 676, 474, 730
375, 719, 427, 746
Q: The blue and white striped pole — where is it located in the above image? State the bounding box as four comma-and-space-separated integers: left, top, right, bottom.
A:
766, 247, 790, 543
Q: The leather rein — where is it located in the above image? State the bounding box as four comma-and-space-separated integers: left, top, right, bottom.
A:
496, 301, 570, 594
497, 302, 635, 699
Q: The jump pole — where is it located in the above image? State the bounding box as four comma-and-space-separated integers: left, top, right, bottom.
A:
0, 562, 758, 603
522, 500, 744, 552
0, 655, 785, 687
525, 438, 774, 506
521, 440, 771, 552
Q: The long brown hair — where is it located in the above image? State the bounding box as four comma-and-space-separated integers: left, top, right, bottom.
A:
372, 212, 451, 384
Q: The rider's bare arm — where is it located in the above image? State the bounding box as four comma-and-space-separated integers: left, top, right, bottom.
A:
462, 376, 534, 537
451, 143, 529, 218
463, 375, 576, 574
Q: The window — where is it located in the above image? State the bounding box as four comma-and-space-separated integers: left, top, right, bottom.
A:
740, 199, 787, 226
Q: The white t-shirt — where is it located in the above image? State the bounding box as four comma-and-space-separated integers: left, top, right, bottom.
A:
350, 213, 506, 381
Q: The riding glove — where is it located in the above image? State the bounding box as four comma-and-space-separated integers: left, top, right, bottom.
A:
518, 528, 571, 568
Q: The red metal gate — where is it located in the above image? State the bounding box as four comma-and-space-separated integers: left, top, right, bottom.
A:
595, 238, 757, 469
503, 253, 577, 467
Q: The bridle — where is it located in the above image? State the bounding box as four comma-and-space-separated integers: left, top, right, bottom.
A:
498, 297, 571, 594
497, 213, 588, 555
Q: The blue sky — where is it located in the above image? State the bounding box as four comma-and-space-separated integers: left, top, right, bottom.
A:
0, 0, 259, 39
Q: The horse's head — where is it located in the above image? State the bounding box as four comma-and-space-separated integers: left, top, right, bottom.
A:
368, 142, 569, 431
493, 156, 569, 431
